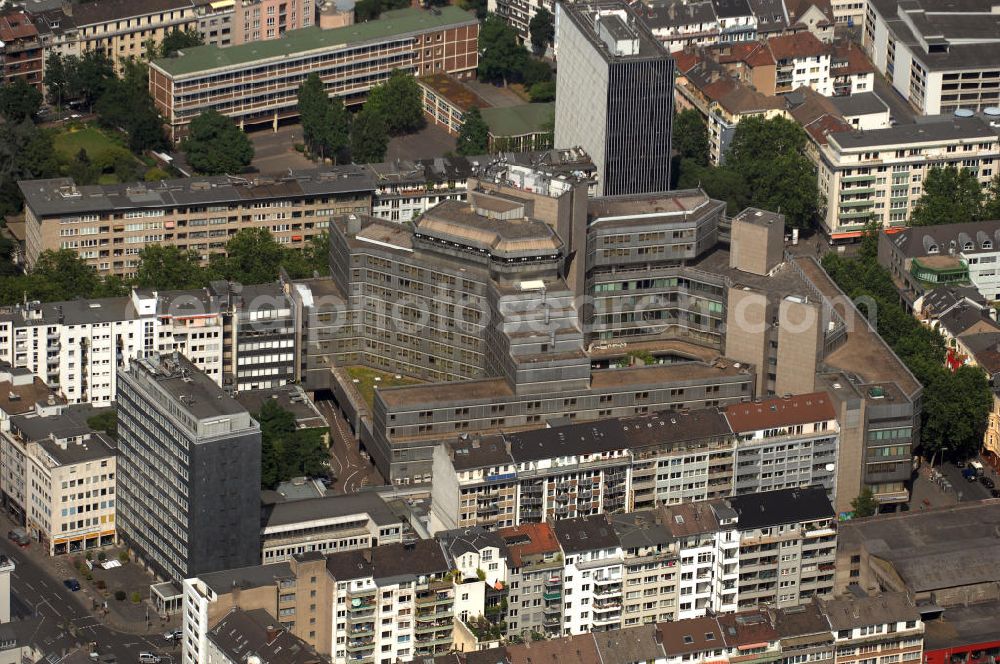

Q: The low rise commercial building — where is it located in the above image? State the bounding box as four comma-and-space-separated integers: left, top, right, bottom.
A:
149, 6, 479, 140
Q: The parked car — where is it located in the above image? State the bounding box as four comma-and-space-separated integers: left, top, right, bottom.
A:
963, 468, 978, 482
7, 528, 29, 547
980, 476, 995, 489
991, 489, 1000, 498
63, 578, 81, 592
163, 629, 182, 642
138, 653, 161, 664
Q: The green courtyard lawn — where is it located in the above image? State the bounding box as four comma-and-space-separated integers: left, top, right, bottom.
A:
346, 366, 421, 408
53, 125, 131, 163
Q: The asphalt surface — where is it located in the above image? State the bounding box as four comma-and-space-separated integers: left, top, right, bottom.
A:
935, 460, 996, 502
1, 535, 176, 664
315, 398, 383, 494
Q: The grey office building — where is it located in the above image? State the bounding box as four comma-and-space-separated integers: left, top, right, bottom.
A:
555, 1, 675, 196
116, 353, 261, 584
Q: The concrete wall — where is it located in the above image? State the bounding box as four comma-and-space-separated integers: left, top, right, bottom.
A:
725, 288, 770, 396
775, 297, 822, 396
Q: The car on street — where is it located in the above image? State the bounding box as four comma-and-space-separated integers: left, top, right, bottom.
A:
963, 468, 978, 482
138, 653, 161, 664
63, 578, 81, 592
7, 528, 30, 547
163, 629, 182, 642
992, 489, 1000, 498
980, 476, 995, 489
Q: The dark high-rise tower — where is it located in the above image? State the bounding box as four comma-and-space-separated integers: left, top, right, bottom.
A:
555, 1, 675, 196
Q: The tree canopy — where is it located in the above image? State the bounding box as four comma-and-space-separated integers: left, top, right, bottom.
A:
365, 70, 425, 136
298, 73, 349, 162
850, 488, 877, 518
350, 106, 389, 164
0, 120, 59, 217
528, 8, 555, 54
182, 109, 254, 174
911, 165, 986, 226
158, 28, 203, 58
0, 79, 43, 123
457, 107, 490, 156
478, 15, 529, 85
135, 245, 208, 290
678, 115, 817, 228
673, 109, 710, 167
821, 228, 992, 462
257, 400, 330, 490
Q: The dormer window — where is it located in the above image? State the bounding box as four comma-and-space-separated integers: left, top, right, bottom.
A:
964, 242, 974, 251
984, 241, 992, 250
928, 244, 939, 254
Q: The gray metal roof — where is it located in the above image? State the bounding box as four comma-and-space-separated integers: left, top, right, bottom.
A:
829, 91, 889, 117
828, 115, 998, 150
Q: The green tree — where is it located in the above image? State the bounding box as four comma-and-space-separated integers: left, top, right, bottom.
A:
528, 81, 555, 102
673, 109, 710, 167
478, 15, 528, 86
71, 50, 116, 111
528, 7, 555, 54
723, 115, 817, 228
67, 148, 100, 185
211, 227, 288, 285
158, 28, 203, 58
366, 70, 425, 136
44, 52, 70, 109
32, 249, 102, 300
350, 107, 389, 163
354, 0, 381, 21
0, 120, 60, 216
181, 109, 254, 174
136, 245, 208, 290
87, 409, 118, 440
298, 74, 349, 161
303, 232, 331, 277
850, 488, 877, 518
456, 107, 490, 156
257, 400, 330, 489
910, 165, 984, 226
519, 58, 552, 87
0, 79, 43, 123
458, 0, 488, 18
983, 174, 1000, 220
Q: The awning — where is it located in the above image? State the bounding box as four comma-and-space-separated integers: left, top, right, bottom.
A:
738, 643, 770, 651
831, 230, 864, 240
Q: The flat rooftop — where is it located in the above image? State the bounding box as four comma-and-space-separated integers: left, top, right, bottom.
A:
480, 103, 555, 137
587, 189, 718, 225
198, 562, 294, 595
152, 6, 478, 77
262, 491, 397, 529
923, 600, 1000, 652
827, 116, 997, 151
792, 256, 922, 398
235, 386, 327, 430
838, 500, 1000, 592
19, 168, 375, 217
131, 353, 250, 422
418, 73, 491, 111
561, 1, 670, 62
869, 0, 1000, 72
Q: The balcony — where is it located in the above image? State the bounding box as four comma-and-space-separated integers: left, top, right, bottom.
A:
416, 591, 453, 606
542, 590, 561, 601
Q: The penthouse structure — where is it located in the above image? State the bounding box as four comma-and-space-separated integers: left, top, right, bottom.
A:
555, 1, 675, 196
18, 168, 374, 276
812, 115, 1000, 241
117, 353, 261, 583
878, 220, 1000, 306
149, 6, 479, 140
862, 0, 1000, 116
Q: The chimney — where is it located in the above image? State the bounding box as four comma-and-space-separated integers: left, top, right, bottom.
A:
347, 213, 361, 235
361, 549, 372, 563
265, 625, 279, 643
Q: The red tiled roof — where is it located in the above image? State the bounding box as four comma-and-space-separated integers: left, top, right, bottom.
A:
831, 42, 874, 76
673, 49, 705, 74
767, 31, 827, 61
724, 392, 837, 433
803, 113, 853, 145
711, 41, 775, 67
0, 11, 39, 40
498, 522, 559, 568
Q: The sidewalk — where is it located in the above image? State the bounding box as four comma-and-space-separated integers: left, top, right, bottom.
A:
909, 464, 959, 510
0, 511, 177, 635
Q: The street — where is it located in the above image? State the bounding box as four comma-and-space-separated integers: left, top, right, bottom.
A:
314, 398, 383, 494
1, 534, 175, 664
935, 460, 996, 502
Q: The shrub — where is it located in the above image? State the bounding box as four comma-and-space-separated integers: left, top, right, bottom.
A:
115, 590, 126, 601
97, 552, 107, 562
118, 550, 129, 563
85, 551, 93, 561
130, 591, 141, 604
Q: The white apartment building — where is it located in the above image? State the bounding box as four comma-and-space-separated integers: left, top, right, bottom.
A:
664, 501, 739, 621
813, 114, 1000, 241
863, 0, 1000, 116
487, 0, 555, 49
7, 403, 116, 555
554, 514, 625, 636
770, 32, 834, 95
822, 593, 924, 664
